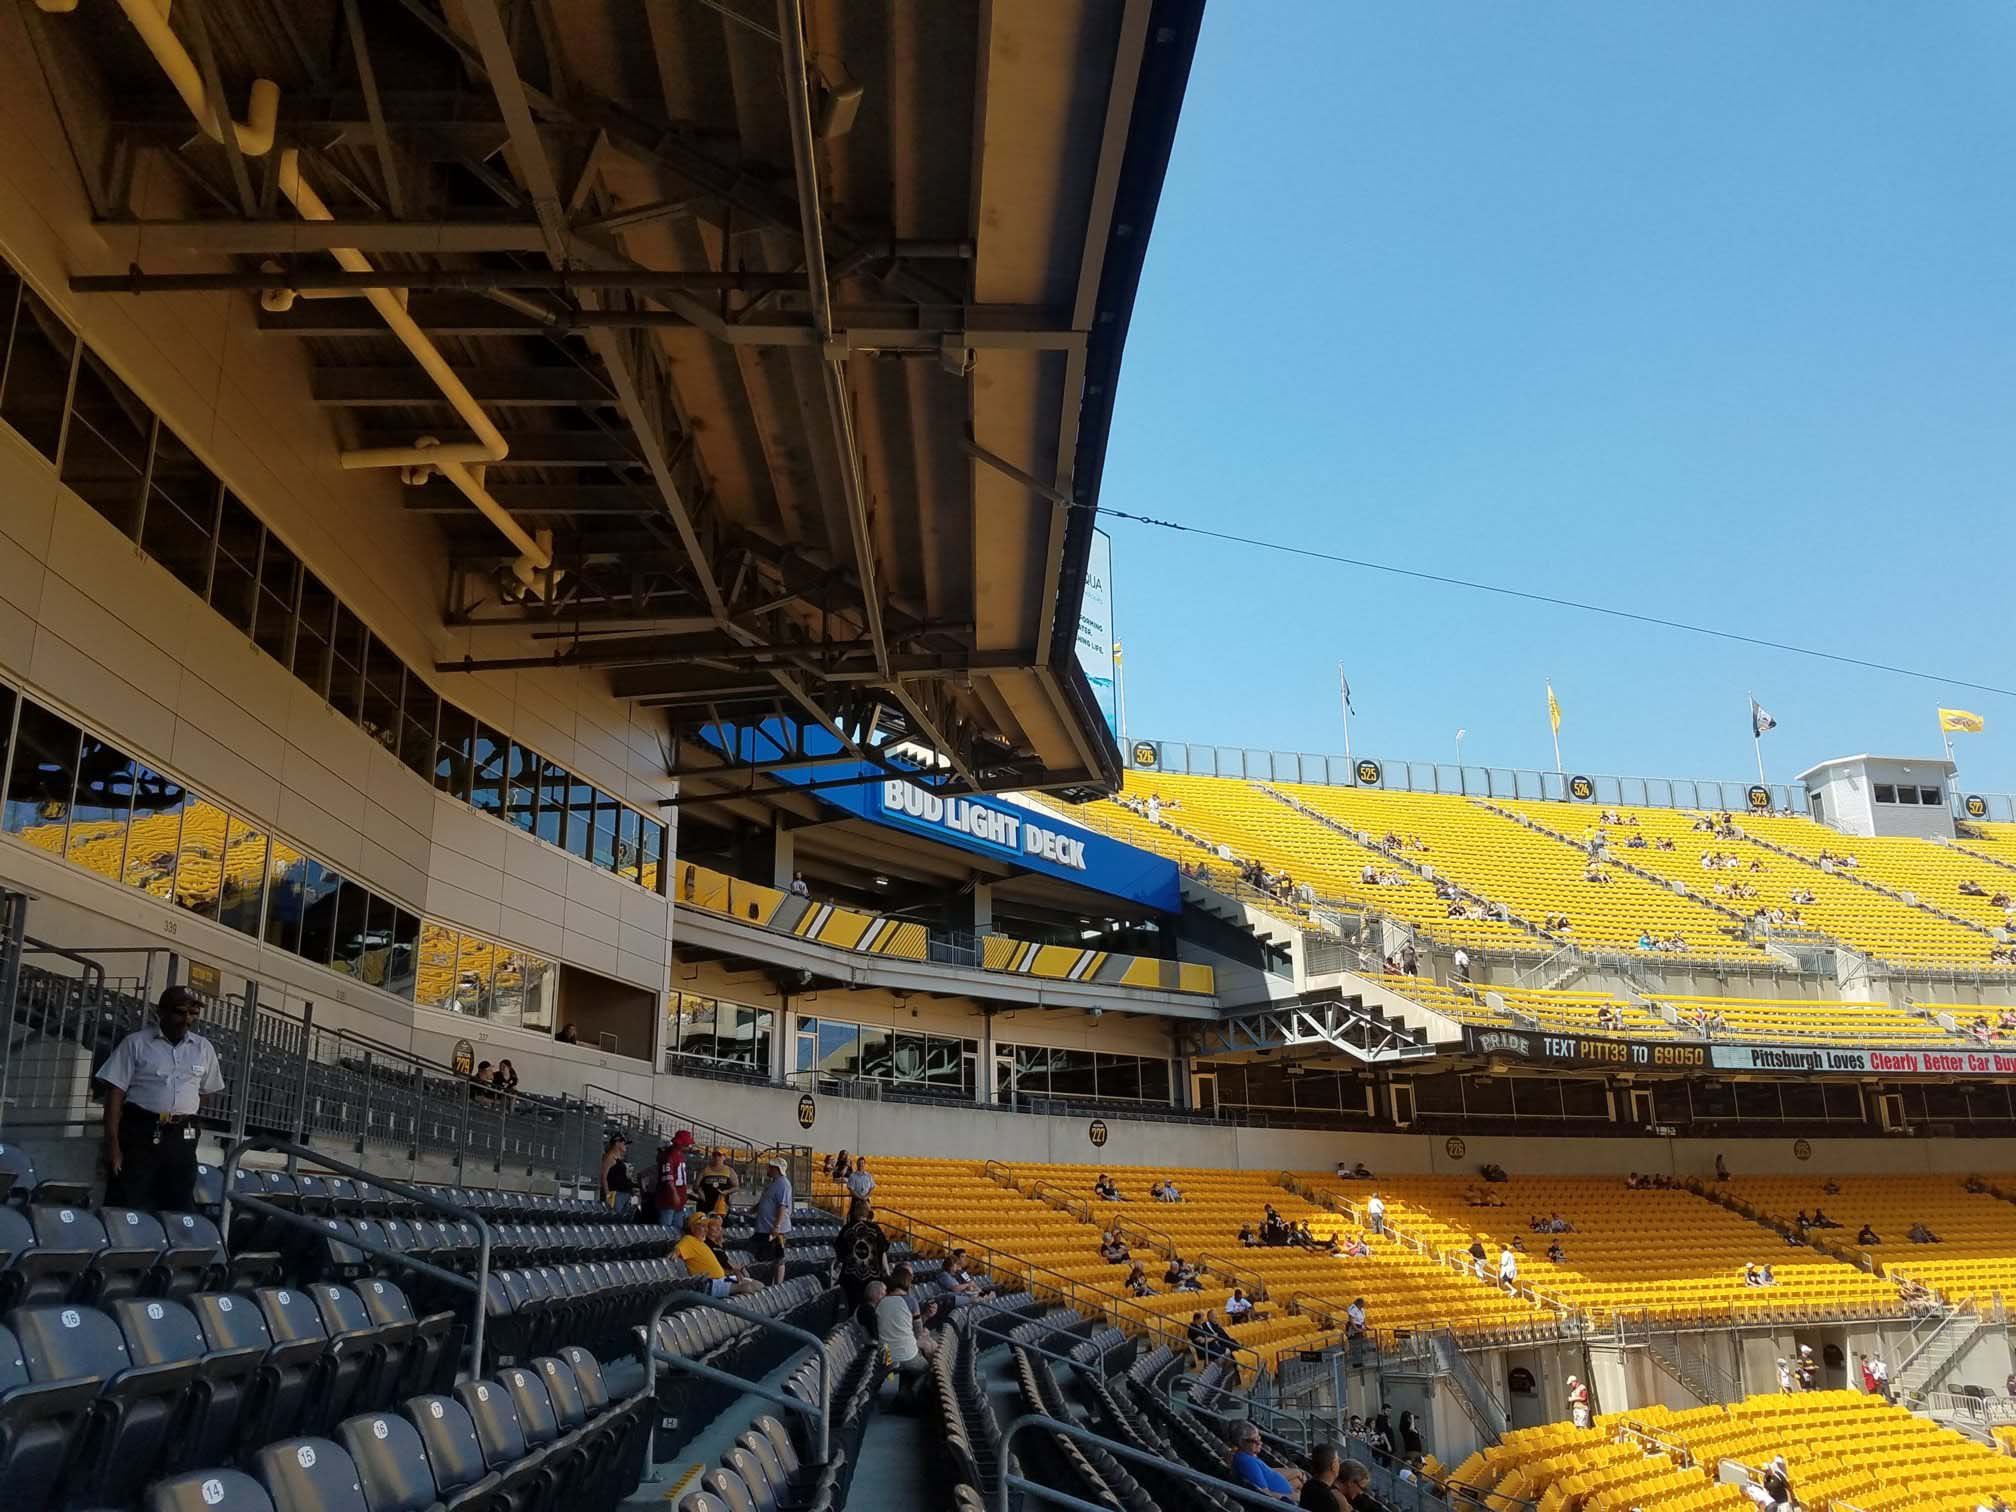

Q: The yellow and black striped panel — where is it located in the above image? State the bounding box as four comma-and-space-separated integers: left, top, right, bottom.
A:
860, 919, 929, 961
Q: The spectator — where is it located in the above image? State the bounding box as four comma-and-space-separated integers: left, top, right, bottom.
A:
1776, 1356, 1793, 1394
1715, 1153, 1730, 1181
1547, 1239, 1567, 1265
600, 1134, 636, 1214
1796, 1345, 1816, 1391
675, 1213, 760, 1298
831, 1150, 854, 1182
695, 1148, 739, 1216
1498, 1244, 1519, 1291
1345, 1297, 1367, 1336
472, 1060, 494, 1094
845, 1156, 876, 1202
834, 1197, 889, 1308
1907, 1222, 1941, 1244
556, 1023, 579, 1045
1186, 1312, 1220, 1362
753, 1157, 794, 1284
1452, 947, 1471, 983
1568, 1375, 1591, 1429
1365, 1193, 1386, 1235
1229, 1419, 1303, 1500
1869, 1355, 1889, 1400
1337, 1459, 1374, 1508
1400, 944, 1418, 976
494, 1059, 519, 1095
1125, 1262, 1154, 1297
938, 1250, 989, 1308
790, 871, 809, 898
1098, 1228, 1131, 1264
1398, 1410, 1424, 1459
1094, 1173, 1122, 1201
1859, 1353, 1879, 1396
1299, 1444, 1347, 1511
1238, 1224, 1257, 1247
878, 1265, 935, 1407
1761, 1455, 1793, 1507
654, 1129, 694, 1230
1760, 1263, 1777, 1287
1481, 1163, 1508, 1183
1468, 1238, 1488, 1279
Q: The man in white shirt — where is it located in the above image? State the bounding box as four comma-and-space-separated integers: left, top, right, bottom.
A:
876, 1264, 934, 1405
1365, 1193, 1386, 1235
845, 1157, 876, 1201
97, 986, 225, 1211
1452, 947, 1471, 983
1498, 1245, 1520, 1290
1345, 1298, 1367, 1335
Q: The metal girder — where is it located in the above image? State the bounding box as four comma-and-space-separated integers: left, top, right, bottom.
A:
73, 267, 805, 294
352, 430, 634, 467
405, 484, 660, 514
1191, 998, 1437, 1066
105, 220, 554, 253
313, 366, 611, 406
339, 0, 405, 219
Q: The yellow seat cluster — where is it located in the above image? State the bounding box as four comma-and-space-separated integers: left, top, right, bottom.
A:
1649, 994, 1949, 1044
1724, 1173, 2016, 1304
1298, 1172, 1899, 1325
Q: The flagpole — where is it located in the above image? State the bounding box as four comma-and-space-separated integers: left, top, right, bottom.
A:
1114, 644, 1129, 745
1339, 663, 1353, 767
1751, 691, 1767, 784
1549, 681, 1562, 774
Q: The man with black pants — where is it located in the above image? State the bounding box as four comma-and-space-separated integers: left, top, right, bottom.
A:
97, 986, 225, 1210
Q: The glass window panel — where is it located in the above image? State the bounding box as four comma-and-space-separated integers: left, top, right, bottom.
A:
387, 909, 420, 1000
675, 995, 716, 1058
0, 684, 11, 796
489, 947, 532, 1030
172, 798, 228, 919
795, 1023, 817, 1075
617, 807, 641, 882
1895, 786, 1920, 805
1921, 787, 1942, 805
261, 837, 307, 952
124, 766, 186, 899
593, 794, 620, 871
65, 733, 135, 882
329, 882, 370, 976
414, 921, 459, 1011
856, 1025, 891, 1080
563, 775, 594, 860
216, 817, 267, 936
1097, 1053, 1142, 1102
60, 349, 152, 536
641, 819, 665, 894
358, 894, 396, 987
1012, 1045, 1049, 1096
889, 1032, 927, 1083
294, 860, 343, 965
399, 677, 439, 781
1873, 784, 1896, 804
359, 633, 402, 751
328, 606, 366, 723
817, 1020, 860, 1077
505, 745, 538, 832
535, 759, 567, 846
469, 724, 506, 816
434, 704, 475, 800
140, 425, 217, 597
292, 572, 335, 699
1138, 1058, 1172, 1105
210, 493, 260, 634
520, 955, 556, 1034
452, 934, 497, 1017
1050, 1050, 1097, 1098
3, 701, 82, 854
0, 282, 75, 461
253, 530, 298, 668
749, 1008, 774, 1074
927, 1035, 966, 1086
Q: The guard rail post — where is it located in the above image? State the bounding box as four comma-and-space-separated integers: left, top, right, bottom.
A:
455, 1072, 473, 1176
225, 981, 261, 1143
356, 1049, 374, 1155
285, 1001, 316, 1177
0, 890, 28, 1131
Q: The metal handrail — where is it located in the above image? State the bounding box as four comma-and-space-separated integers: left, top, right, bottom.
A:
996, 1411, 1306, 1512
220, 1135, 495, 1368
969, 1306, 1124, 1378
642, 1288, 831, 1463
1195, 1252, 1270, 1302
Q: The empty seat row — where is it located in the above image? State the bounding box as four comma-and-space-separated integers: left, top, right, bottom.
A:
148, 1343, 647, 1512
0, 1275, 454, 1508
0, 1203, 267, 1310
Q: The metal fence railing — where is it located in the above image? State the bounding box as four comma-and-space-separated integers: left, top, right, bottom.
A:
0, 888, 802, 1198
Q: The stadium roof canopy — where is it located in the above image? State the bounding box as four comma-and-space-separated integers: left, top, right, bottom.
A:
36, 0, 1202, 800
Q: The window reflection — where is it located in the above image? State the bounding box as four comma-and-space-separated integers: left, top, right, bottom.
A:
216, 817, 267, 936
435, 706, 474, 800
0, 278, 75, 461
65, 733, 135, 882
329, 881, 370, 976
293, 572, 335, 699
125, 769, 186, 899
449, 932, 495, 1014
172, 800, 227, 918
386, 909, 420, 999
141, 425, 218, 597
2, 700, 80, 853
535, 758, 567, 846
358, 894, 395, 987
253, 531, 298, 668
520, 954, 557, 1033
262, 838, 308, 953
505, 744, 538, 832
59, 350, 151, 536
414, 920, 460, 1011
295, 858, 342, 964
210, 493, 260, 635
328, 606, 365, 723
470, 725, 506, 816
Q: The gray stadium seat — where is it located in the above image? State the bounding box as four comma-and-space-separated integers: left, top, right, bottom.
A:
0, 1317, 100, 1510
337, 1409, 439, 1512
253, 1437, 371, 1512
147, 1467, 277, 1512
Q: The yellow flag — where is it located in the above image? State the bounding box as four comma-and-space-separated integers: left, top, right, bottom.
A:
1547, 683, 1562, 734
1939, 708, 1985, 734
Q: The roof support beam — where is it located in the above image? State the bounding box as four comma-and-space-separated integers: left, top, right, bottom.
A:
72, 267, 805, 294
104, 221, 554, 254
339, 0, 405, 219
776, 0, 888, 681
462, 0, 727, 627
314, 366, 612, 406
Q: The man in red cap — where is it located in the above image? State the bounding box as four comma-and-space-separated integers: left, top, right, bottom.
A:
655, 1129, 694, 1229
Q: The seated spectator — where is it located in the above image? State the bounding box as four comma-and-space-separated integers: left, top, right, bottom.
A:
1908, 1222, 1941, 1244
676, 1213, 761, 1298
1094, 1173, 1122, 1201
1148, 1178, 1170, 1201
1341, 1234, 1371, 1259
1229, 1420, 1304, 1500
1743, 1262, 1763, 1287
1481, 1163, 1509, 1183
1857, 1223, 1880, 1245
1758, 1263, 1776, 1286
1158, 1179, 1183, 1203
878, 1265, 936, 1406
1811, 1209, 1837, 1228
1238, 1223, 1257, 1247
1225, 1289, 1253, 1322
1099, 1227, 1131, 1264
937, 1251, 989, 1307
1187, 1312, 1227, 1363
1125, 1262, 1155, 1297
1547, 1240, 1566, 1264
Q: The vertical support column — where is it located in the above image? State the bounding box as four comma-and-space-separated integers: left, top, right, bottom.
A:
771, 815, 796, 891
971, 881, 994, 935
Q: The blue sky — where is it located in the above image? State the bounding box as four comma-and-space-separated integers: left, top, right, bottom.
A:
1098, 3, 2016, 795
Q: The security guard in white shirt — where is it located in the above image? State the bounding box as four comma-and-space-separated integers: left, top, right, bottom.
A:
97, 986, 225, 1210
